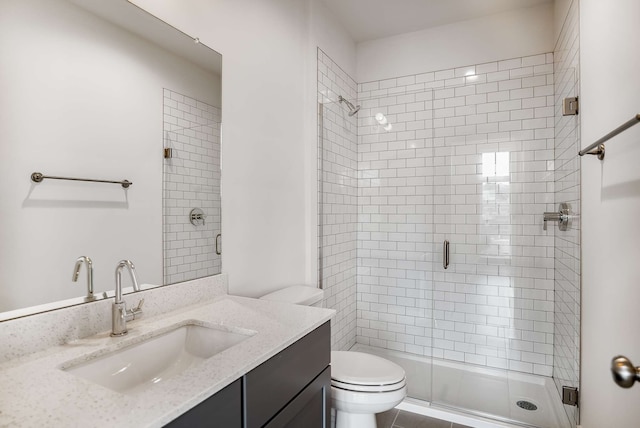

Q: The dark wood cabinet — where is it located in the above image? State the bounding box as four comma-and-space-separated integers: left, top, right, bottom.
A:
245, 322, 330, 427
165, 322, 331, 428
165, 378, 242, 428
264, 367, 330, 428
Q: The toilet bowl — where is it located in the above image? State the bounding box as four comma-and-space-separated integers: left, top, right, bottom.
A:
331, 351, 406, 428
260, 286, 407, 428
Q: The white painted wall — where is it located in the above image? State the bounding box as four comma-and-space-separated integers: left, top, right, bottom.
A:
0, 0, 217, 311
130, 0, 356, 297
308, 0, 357, 79
579, 0, 640, 426
357, 3, 554, 83
553, 0, 572, 47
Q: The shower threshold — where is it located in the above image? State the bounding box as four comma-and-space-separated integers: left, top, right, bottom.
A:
351, 344, 571, 428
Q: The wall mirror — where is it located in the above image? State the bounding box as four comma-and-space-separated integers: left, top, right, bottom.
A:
0, 0, 222, 320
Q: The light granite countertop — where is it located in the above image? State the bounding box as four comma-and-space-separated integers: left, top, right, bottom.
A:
0, 295, 334, 427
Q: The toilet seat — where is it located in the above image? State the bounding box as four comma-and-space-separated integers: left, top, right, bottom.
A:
331, 378, 406, 393
331, 351, 406, 392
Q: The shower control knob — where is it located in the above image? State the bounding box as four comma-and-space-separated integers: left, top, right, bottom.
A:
611, 355, 640, 388
189, 208, 206, 226
543, 202, 570, 231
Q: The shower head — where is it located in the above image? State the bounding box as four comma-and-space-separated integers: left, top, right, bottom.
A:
338, 95, 360, 116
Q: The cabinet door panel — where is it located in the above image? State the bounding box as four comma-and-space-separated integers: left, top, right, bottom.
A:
165, 379, 242, 428
265, 366, 331, 428
244, 322, 330, 428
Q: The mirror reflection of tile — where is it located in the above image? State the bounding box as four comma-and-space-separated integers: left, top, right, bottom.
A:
163, 89, 222, 284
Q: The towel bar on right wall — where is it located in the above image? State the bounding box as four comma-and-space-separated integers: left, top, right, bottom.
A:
579, 114, 640, 160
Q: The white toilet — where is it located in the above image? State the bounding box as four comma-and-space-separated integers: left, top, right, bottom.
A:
260, 285, 407, 428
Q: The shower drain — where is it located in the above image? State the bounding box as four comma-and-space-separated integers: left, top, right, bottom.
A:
516, 400, 538, 411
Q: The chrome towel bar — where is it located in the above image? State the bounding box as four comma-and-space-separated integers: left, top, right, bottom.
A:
579, 114, 640, 160
31, 172, 132, 188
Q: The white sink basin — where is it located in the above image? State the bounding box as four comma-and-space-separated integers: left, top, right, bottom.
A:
63, 323, 254, 395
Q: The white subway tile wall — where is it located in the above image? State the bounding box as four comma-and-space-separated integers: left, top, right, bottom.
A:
553, 0, 581, 426
356, 52, 556, 376
355, 82, 436, 359
163, 89, 221, 285
318, 49, 358, 351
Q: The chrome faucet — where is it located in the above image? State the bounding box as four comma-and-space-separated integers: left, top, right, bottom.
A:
111, 260, 144, 337
72, 256, 95, 301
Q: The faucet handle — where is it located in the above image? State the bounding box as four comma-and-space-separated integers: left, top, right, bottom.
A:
128, 298, 144, 320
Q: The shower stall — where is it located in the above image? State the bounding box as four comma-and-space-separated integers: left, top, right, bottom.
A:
317, 6, 581, 424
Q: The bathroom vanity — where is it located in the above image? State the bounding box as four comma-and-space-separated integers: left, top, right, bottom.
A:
0, 277, 334, 427
0, 1, 333, 425
169, 322, 330, 427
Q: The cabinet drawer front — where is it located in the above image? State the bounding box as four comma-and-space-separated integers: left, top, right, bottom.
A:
245, 322, 330, 428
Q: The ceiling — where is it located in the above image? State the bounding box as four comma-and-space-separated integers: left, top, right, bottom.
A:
320, 0, 553, 43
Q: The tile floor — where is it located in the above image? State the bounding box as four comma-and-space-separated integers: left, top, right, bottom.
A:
377, 409, 471, 428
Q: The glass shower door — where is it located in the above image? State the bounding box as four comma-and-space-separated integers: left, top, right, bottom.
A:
428, 57, 565, 427
429, 74, 514, 421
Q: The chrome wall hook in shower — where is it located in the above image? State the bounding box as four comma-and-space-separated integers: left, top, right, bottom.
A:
543, 203, 571, 231
190, 208, 206, 226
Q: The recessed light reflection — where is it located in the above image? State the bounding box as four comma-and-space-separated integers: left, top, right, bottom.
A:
112, 364, 131, 376
375, 112, 393, 132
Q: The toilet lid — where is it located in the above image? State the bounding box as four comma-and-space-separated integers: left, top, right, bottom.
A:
331, 351, 405, 386
259, 285, 324, 306
331, 377, 406, 393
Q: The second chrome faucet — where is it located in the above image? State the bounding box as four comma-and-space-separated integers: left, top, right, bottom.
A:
111, 260, 144, 337
72, 256, 94, 301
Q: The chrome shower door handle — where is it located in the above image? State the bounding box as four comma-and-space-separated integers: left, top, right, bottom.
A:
215, 233, 222, 255
443, 240, 450, 270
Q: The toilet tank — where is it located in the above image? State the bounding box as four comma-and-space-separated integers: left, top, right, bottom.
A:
259, 285, 324, 307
